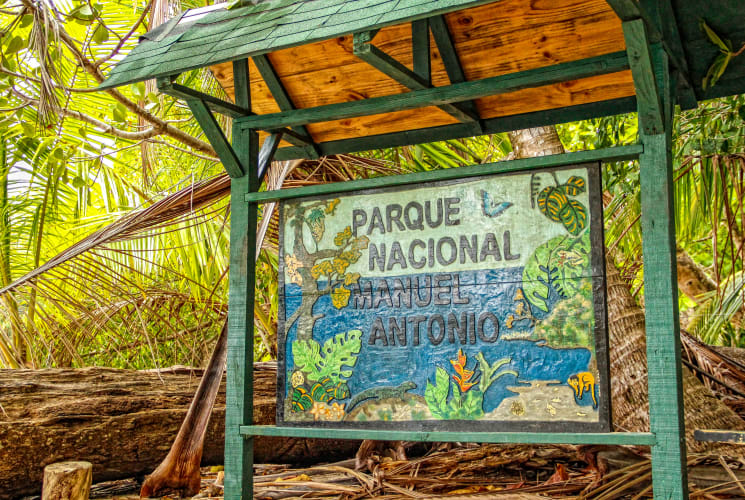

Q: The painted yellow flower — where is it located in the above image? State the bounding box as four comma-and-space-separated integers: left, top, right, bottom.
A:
334, 226, 352, 246
326, 402, 346, 421
340, 250, 361, 262
344, 272, 361, 285
505, 314, 515, 329
325, 198, 340, 214
311, 260, 333, 279
284, 254, 303, 285
515, 302, 525, 315
309, 401, 330, 421
514, 288, 524, 301
290, 370, 305, 387
352, 235, 369, 250
332, 257, 350, 275
331, 285, 351, 309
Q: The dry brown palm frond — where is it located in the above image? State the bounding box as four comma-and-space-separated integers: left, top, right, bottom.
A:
25, 0, 63, 126
0, 154, 401, 369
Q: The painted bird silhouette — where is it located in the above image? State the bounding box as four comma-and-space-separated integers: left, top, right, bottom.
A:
481, 190, 513, 218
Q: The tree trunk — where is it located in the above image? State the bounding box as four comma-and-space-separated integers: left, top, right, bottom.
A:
41, 462, 92, 500
507, 127, 745, 453
0, 364, 360, 499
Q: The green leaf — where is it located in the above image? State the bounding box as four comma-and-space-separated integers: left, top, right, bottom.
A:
92, 23, 109, 44
131, 82, 146, 100
20, 121, 35, 137
19, 15, 33, 28
537, 185, 568, 222
700, 19, 731, 53
5, 36, 26, 55
70, 4, 98, 24
424, 367, 450, 419
558, 198, 587, 236
112, 103, 127, 123
462, 389, 484, 418
522, 233, 591, 312
561, 176, 586, 196
291, 329, 362, 384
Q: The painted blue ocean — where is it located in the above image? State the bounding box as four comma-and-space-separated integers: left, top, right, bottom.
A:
283, 267, 595, 413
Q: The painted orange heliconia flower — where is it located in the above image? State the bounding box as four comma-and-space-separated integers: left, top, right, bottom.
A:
450, 349, 477, 392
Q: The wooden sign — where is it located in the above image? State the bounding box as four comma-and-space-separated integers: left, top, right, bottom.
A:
277, 163, 610, 431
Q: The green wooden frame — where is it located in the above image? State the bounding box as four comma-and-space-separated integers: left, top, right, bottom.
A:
151, 7, 690, 500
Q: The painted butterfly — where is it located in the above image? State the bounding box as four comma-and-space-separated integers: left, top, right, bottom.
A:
481, 190, 513, 218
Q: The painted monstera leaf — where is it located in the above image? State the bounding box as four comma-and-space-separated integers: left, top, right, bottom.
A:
536, 176, 588, 235
522, 233, 591, 312
292, 329, 362, 384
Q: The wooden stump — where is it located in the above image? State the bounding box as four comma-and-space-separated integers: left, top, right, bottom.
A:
42, 461, 92, 500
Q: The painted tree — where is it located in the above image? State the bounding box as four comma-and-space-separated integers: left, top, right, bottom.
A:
284, 198, 369, 342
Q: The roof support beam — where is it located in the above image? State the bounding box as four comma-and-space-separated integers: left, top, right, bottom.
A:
187, 99, 245, 178
237, 51, 629, 132
429, 15, 481, 123
352, 30, 481, 129
621, 21, 664, 135
158, 77, 251, 118
412, 19, 431, 86
606, 0, 696, 108
253, 54, 320, 159
641, 0, 697, 109
157, 73, 315, 150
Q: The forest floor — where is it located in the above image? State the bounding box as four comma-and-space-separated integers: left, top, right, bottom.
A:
84, 450, 745, 499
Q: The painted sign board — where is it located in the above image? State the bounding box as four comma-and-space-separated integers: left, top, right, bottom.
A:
277, 162, 610, 432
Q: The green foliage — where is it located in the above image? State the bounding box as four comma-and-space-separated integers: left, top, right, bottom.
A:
522, 232, 591, 312
700, 19, 742, 90
424, 353, 515, 420
424, 366, 484, 420
533, 282, 595, 348
475, 353, 517, 394
292, 329, 362, 384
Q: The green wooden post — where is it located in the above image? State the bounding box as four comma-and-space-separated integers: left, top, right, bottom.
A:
639, 45, 689, 499
224, 58, 260, 500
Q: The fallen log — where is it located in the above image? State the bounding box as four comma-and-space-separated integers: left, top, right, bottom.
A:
0, 363, 359, 499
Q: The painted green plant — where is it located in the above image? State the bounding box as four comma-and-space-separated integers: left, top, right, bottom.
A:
522, 232, 591, 312
534, 174, 588, 235
292, 329, 362, 384
425, 350, 517, 420
533, 281, 595, 348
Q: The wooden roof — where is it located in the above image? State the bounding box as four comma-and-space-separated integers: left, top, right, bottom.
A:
100, 0, 745, 160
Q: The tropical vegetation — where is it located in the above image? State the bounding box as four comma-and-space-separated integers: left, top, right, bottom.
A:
0, 0, 742, 370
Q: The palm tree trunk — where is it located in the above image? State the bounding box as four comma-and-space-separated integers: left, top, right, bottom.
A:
507, 127, 745, 453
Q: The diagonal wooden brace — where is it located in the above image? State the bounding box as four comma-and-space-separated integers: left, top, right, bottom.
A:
353, 30, 480, 128
428, 15, 481, 125
187, 99, 246, 178
253, 55, 320, 159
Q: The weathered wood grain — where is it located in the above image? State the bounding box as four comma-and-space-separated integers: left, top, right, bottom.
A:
208, 0, 631, 145
0, 365, 360, 499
